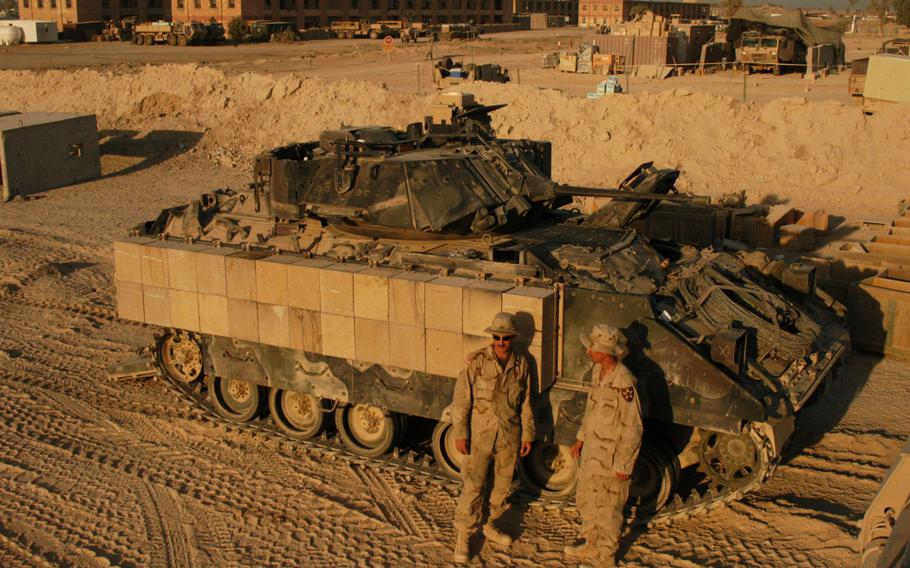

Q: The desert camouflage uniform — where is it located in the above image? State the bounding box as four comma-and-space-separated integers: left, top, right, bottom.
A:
576, 361, 643, 563
451, 346, 535, 530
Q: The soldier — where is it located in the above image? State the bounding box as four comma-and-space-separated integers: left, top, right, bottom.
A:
450, 312, 536, 563
566, 324, 643, 567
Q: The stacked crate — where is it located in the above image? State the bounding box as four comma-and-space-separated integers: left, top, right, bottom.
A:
114, 238, 559, 383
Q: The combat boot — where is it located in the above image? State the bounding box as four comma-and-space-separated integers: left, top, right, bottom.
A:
453, 531, 469, 563
482, 524, 513, 547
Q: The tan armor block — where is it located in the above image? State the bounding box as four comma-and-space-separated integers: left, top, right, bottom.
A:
115, 280, 144, 322
503, 286, 557, 345
462, 280, 512, 336
354, 267, 400, 321
256, 256, 297, 306
225, 252, 267, 301
195, 247, 234, 296
198, 293, 229, 337
389, 324, 426, 371
142, 285, 171, 327
321, 312, 355, 359
258, 303, 291, 348
389, 272, 435, 327
287, 258, 333, 311
289, 307, 322, 353
320, 263, 364, 316
425, 276, 473, 332
169, 289, 200, 332
113, 238, 153, 284
140, 243, 170, 288
426, 329, 463, 377
166, 243, 206, 292
355, 318, 390, 365
227, 298, 259, 342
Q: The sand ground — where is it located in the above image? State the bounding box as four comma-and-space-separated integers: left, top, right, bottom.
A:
0, 29, 909, 567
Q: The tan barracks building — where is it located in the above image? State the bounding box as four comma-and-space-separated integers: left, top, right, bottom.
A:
579, 0, 708, 27
19, 0, 517, 28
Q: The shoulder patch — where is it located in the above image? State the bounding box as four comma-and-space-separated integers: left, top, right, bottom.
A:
618, 386, 635, 403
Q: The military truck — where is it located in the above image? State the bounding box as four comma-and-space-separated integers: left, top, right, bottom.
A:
330, 19, 389, 40
849, 38, 910, 98
110, 92, 848, 522
739, 31, 805, 75
132, 20, 221, 46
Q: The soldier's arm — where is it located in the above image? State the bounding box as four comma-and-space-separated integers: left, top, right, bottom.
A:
519, 362, 535, 443
450, 360, 475, 440
613, 384, 644, 475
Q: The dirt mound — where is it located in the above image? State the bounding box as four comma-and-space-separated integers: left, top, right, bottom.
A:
1, 64, 907, 218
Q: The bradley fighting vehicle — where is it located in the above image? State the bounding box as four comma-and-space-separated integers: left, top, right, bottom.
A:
111, 92, 849, 521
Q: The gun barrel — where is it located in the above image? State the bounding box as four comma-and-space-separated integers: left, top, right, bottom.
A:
556, 185, 711, 205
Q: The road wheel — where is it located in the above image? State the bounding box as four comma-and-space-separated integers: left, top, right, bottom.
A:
269, 389, 327, 440
431, 421, 464, 478
369, 29, 378, 39
518, 442, 578, 499
335, 403, 402, 457
773, 64, 781, 76
178, 35, 188, 47
629, 440, 680, 514
207, 375, 264, 423
167, 34, 177, 46
157, 331, 203, 384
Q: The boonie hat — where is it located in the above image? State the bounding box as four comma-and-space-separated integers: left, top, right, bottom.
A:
580, 324, 627, 358
485, 312, 519, 336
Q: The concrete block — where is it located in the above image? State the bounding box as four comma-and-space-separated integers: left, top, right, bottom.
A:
389, 272, 436, 327
287, 258, 333, 311
503, 286, 557, 345
425, 276, 473, 332
140, 243, 170, 288
198, 293, 230, 337
166, 242, 206, 292
142, 285, 171, 327
115, 280, 144, 322
354, 267, 400, 321
258, 303, 291, 348
463, 280, 512, 336
389, 324, 426, 371
320, 263, 364, 316
195, 247, 235, 296
225, 251, 267, 301
227, 298, 259, 342
321, 313, 355, 359
355, 318, 390, 365
169, 289, 200, 332
426, 329, 464, 378
290, 307, 322, 353
256, 255, 297, 306
113, 238, 154, 284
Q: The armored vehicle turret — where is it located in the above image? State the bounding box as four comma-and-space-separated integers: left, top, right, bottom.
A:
113, 92, 849, 521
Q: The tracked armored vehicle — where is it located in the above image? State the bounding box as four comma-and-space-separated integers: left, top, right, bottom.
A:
112, 93, 849, 521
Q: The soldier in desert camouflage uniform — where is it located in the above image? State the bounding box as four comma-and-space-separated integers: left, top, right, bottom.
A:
566, 324, 643, 567
450, 312, 535, 563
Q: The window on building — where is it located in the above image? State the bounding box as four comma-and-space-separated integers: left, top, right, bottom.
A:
193, 0, 200, 7
439, 0, 445, 8
406, 0, 413, 9
371, 0, 378, 7
351, 0, 358, 7
480, 0, 487, 9
50, 0, 56, 7
494, 0, 500, 9
102, 0, 109, 8
209, 0, 216, 7
66, 0, 72, 6
422, 0, 429, 9
23, 0, 28, 7
390, 0, 398, 8
177, 0, 183, 7
466, 0, 473, 9
37, 0, 43, 8
228, 0, 235, 6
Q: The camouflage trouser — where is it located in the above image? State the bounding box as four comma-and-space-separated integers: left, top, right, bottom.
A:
576, 459, 631, 562
453, 429, 518, 531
